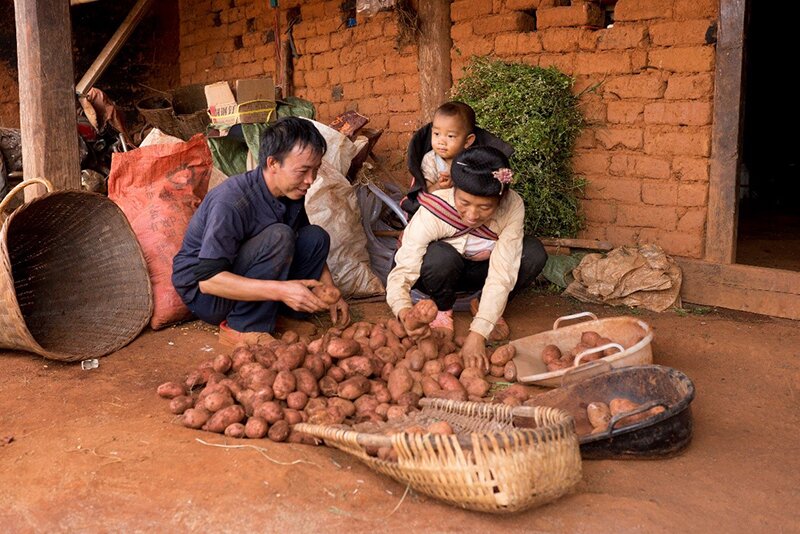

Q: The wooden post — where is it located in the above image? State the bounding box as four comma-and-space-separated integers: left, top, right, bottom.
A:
14, 0, 81, 197
417, 0, 453, 124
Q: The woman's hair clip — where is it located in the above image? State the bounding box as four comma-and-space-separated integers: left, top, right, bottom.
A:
492, 167, 513, 193
455, 161, 468, 166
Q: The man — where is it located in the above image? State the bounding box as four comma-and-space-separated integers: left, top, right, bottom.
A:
172, 117, 349, 346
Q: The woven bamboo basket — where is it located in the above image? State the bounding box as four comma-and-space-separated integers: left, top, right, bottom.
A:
295, 399, 582, 513
0, 179, 153, 361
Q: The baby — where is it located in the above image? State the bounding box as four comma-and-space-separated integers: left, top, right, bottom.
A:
421, 101, 476, 192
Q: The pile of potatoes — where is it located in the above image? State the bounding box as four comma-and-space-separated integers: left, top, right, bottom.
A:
586, 398, 667, 434
157, 300, 534, 444
541, 330, 622, 372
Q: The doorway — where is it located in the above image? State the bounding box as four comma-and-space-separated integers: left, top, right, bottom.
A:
736, 1, 800, 271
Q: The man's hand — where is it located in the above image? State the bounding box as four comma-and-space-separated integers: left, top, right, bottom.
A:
437, 171, 453, 189
398, 307, 430, 340
330, 297, 350, 328
280, 280, 328, 313
461, 331, 489, 372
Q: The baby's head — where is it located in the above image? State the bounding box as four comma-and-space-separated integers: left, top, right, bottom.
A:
431, 101, 477, 162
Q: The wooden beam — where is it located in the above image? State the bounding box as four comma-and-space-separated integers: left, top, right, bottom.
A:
678, 258, 800, 320
706, 0, 746, 264
75, 0, 155, 96
14, 0, 81, 196
417, 0, 452, 124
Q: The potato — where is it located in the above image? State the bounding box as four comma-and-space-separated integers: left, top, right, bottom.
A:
306, 338, 324, 354
596, 337, 620, 356
572, 343, 592, 358
503, 396, 522, 407
490, 344, 516, 366
338, 356, 375, 378
437, 340, 457, 358
427, 421, 454, 435
403, 300, 438, 331
380, 362, 395, 382
444, 362, 463, 377
461, 377, 490, 398
386, 405, 410, 421
442, 353, 463, 367
254, 401, 284, 424
609, 398, 639, 416
341, 324, 357, 339
417, 338, 438, 361
281, 330, 300, 344
157, 381, 186, 399
318, 376, 339, 397
224, 423, 246, 438
286, 391, 309, 410
253, 346, 277, 368
245, 416, 269, 439
196, 383, 230, 404
421, 376, 443, 397
368, 326, 387, 350
355, 395, 380, 418
235, 389, 256, 416
422, 360, 444, 376
293, 368, 320, 398
219, 378, 244, 397
268, 420, 290, 442
326, 366, 346, 382
386, 318, 407, 339
204, 392, 234, 413
305, 397, 328, 413
205, 404, 246, 433
460, 367, 487, 380
182, 408, 211, 429
327, 338, 361, 359
283, 409, 304, 426
411, 379, 424, 397
206, 372, 227, 387
489, 365, 505, 378
406, 349, 425, 372
327, 398, 356, 418
427, 389, 468, 402
312, 284, 341, 305
231, 346, 256, 371
245, 368, 277, 391
272, 370, 296, 400
212, 354, 232, 374
302, 353, 326, 380
238, 362, 265, 380
370, 381, 392, 404
169, 395, 194, 415
274, 343, 306, 371
587, 402, 611, 429
397, 391, 421, 408
496, 383, 531, 403
337, 376, 371, 400
541, 345, 562, 365
375, 403, 390, 418
581, 331, 602, 347
387, 367, 414, 401
438, 372, 466, 393
353, 323, 372, 340
503, 361, 517, 382
253, 387, 274, 404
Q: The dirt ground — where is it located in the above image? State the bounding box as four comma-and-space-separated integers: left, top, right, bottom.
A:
1, 291, 798, 533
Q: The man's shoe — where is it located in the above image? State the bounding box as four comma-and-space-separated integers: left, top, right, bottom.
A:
218, 321, 276, 348
469, 298, 510, 341
274, 315, 318, 336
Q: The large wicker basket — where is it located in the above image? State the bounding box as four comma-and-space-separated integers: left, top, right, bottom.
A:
0, 179, 153, 361
295, 399, 582, 513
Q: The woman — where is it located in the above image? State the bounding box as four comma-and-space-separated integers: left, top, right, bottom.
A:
386, 146, 547, 370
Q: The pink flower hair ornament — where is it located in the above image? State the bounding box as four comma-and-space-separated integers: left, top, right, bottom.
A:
492, 167, 514, 193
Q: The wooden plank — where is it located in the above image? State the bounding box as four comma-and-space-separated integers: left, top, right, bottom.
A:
417, 0, 452, 124
705, 0, 746, 264
539, 237, 613, 251
75, 0, 155, 95
14, 0, 81, 196
677, 259, 800, 320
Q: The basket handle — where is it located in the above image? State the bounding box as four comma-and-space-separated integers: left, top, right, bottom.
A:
553, 311, 598, 330
560, 359, 612, 387
0, 177, 54, 213
572, 342, 624, 366
601, 400, 669, 438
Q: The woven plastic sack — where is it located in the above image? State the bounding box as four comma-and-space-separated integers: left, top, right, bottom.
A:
108, 133, 212, 329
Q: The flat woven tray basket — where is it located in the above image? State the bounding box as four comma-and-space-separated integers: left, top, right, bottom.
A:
295, 399, 582, 513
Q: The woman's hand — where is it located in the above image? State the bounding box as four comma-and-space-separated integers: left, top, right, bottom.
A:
461, 331, 489, 372
398, 307, 430, 340
280, 280, 328, 313
330, 297, 350, 328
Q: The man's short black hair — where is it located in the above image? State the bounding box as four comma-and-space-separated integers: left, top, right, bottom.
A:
258, 117, 327, 169
434, 101, 476, 133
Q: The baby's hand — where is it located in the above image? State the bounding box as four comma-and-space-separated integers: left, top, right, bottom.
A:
437, 171, 452, 189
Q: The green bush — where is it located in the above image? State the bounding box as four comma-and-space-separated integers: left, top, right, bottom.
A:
452, 57, 585, 237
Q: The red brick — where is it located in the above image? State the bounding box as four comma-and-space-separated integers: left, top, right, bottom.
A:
677, 182, 708, 206
372, 74, 406, 95
583, 176, 641, 203
676, 208, 707, 234
672, 157, 709, 182
364, 39, 397, 59
505, 0, 542, 9
644, 102, 713, 126
330, 30, 352, 49
352, 20, 386, 41
452, 22, 473, 41
582, 200, 618, 223
473, 12, 535, 34
641, 180, 678, 205
578, 95, 606, 123
316, 17, 340, 36
575, 129, 596, 149
540, 28, 583, 52
312, 51, 340, 70
303, 35, 330, 54
606, 102, 644, 124
517, 32, 543, 53
578, 224, 609, 242
360, 58, 386, 78
494, 33, 519, 56
638, 229, 703, 257
617, 205, 677, 230
597, 24, 648, 50
304, 70, 328, 88
339, 44, 367, 65
604, 74, 666, 99
664, 73, 714, 100
389, 113, 419, 132
650, 20, 715, 46
342, 81, 373, 99
614, 0, 672, 21
387, 94, 419, 113
573, 151, 610, 175
355, 97, 384, 117
644, 127, 712, 157
604, 225, 640, 246
578, 29, 600, 50
537, 2, 603, 29
649, 46, 715, 73
609, 154, 670, 179
574, 51, 631, 75
385, 54, 418, 75
452, 0, 492, 22
404, 75, 421, 94
595, 128, 643, 150
456, 36, 494, 57
674, 0, 718, 20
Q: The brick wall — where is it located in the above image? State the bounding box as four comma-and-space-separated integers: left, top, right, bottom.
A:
0, 61, 19, 127
179, 0, 420, 169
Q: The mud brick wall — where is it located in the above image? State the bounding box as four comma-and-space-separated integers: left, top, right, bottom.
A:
0, 61, 19, 127
178, 0, 420, 170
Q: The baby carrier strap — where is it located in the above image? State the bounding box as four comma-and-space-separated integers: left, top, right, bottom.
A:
418, 192, 499, 241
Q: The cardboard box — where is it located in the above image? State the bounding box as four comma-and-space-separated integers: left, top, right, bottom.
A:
205, 77, 276, 129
